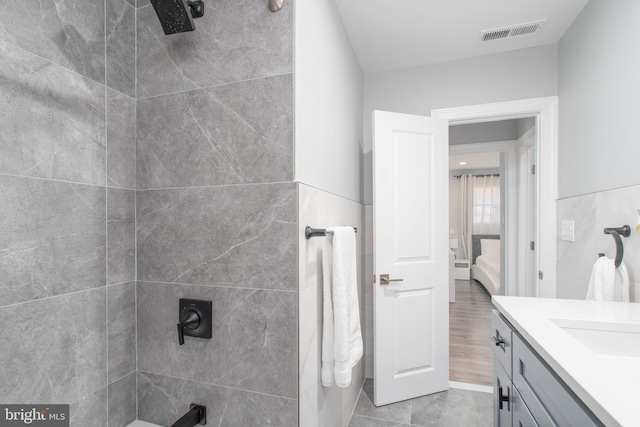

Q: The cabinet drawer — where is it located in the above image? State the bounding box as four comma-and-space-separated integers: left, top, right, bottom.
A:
512, 387, 538, 427
512, 333, 602, 427
491, 309, 513, 378
493, 359, 512, 427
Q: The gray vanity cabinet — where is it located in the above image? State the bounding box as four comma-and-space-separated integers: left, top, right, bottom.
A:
491, 310, 603, 427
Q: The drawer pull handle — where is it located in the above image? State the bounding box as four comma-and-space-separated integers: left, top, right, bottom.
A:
498, 385, 511, 411
492, 334, 505, 349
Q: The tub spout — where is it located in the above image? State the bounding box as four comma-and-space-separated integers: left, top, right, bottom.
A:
171, 404, 206, 427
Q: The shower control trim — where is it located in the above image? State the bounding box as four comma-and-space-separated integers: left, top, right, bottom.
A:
177, 298, 212, 345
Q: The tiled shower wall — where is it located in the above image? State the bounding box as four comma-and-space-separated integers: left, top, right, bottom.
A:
557, 184, 640, 301
0, 0, 136, 426
134, 0, 297, 425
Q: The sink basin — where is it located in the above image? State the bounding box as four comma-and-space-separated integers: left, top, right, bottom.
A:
550, 318, 640, 359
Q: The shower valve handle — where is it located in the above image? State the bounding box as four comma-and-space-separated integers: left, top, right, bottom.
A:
177, 308, 200, 345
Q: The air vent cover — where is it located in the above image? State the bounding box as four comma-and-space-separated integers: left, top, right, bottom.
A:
479, 20, 546, 43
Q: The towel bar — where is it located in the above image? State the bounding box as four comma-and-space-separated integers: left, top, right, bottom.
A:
305, 226, 357, 239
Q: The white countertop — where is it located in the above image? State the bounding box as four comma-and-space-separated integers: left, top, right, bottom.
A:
492, 296, 640, 427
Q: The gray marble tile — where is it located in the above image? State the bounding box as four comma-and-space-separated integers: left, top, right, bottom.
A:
108, 188, 136, 286
136, 183, 296, 290
71, 387, 108, 427
107, 89, 136, 190
410, 389, 492, 427
107, 0, 136, 97
0, 0, 105, 83
108, 373, 137, 427
556, 194, 598, 300
0, 176, 106, 307
137, 371, 297, 427
349, 415, 410, 427
0, 39, 106, 186
136, 0, 293, 98
0, 288, 107, 404
137, 281, 297, 398
353, 379, 412, 424
108, 282, 137, 383
136, 74, 293, 189
107, 86, 136, 191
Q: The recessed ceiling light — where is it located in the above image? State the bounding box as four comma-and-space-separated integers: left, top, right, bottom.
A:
459, 161, 467, 165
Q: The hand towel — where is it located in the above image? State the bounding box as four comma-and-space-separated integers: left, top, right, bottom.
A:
321, 226, 363, 388
618, 261, 630, 303
586, 256, 630, 302
321, 234, 335, 387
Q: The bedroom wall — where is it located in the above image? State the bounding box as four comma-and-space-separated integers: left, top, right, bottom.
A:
450, 120, 519, 145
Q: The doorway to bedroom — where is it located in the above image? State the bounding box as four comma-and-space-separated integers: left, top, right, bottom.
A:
447, 118, 537, 387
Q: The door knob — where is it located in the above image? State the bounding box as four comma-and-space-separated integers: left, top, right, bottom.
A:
380, 274, 404, 285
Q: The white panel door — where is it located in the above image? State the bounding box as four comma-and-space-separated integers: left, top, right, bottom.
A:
373, 110, 449, 406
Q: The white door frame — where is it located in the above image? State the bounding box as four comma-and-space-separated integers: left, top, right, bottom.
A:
433, 97, 558, 298
449, 140, 517, 296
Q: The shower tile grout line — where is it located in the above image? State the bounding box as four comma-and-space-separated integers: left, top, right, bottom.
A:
0, 172, 136, 191
134, 1, 139, 418
135, 71, 294, 102
104, 0, 110, 421
136, 280, 297, 293
0, 286, 111, 311
136, 180, 296, 192
137, 370, 298, 401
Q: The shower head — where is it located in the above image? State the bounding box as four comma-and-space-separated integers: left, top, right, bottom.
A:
149, 0, 205, 35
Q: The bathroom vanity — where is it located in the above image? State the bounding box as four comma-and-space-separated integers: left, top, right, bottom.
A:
491, 296, 640, 427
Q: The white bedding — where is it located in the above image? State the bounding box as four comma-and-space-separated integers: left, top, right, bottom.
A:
475, 255, 500, 283
474, 254, 501, 294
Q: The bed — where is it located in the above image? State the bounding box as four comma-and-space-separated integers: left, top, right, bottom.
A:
471, 234, 501, 295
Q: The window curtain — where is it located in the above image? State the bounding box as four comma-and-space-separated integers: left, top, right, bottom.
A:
472, 175, 501, 235
457, 175, 473, 260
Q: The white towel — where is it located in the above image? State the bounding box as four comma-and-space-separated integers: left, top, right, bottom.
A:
586, 257, 629, 302
321, 226, 363, 388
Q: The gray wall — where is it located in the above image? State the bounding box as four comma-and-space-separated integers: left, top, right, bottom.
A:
134, 1, 297, 426
556, 1, 640, 300
0, 0, 137, 425
362, 44, 558, 204
558, 0, 640, 199
450, 119, 520, 145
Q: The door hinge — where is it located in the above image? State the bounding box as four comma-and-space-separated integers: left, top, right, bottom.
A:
373, 274, 376, 284
530, 241, 535, 251
531, 164, 536, 175
538, 271, 544, 280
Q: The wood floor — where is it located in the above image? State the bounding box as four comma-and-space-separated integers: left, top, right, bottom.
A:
449, 279, 494, 386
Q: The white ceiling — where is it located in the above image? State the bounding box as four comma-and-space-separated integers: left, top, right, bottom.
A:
450, 152, 500, 171
334, 0, 590, 74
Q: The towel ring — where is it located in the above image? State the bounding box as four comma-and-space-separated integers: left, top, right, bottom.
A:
603, 225, 630, 268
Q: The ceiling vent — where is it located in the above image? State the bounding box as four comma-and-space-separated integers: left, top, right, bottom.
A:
479, 19, 546, 43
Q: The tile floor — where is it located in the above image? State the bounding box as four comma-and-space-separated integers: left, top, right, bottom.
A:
349, 379, 493, 427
